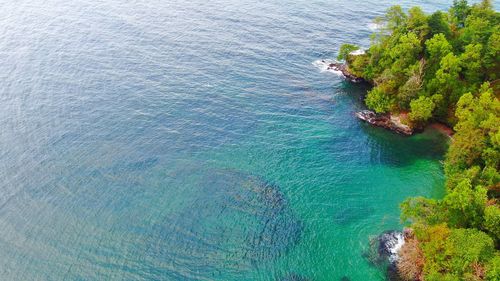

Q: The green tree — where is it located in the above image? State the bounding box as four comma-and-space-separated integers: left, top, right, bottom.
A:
338, 3, 500, 280
460, 43, 484, 89
383, 5, 407, 33
390, 32, 422, 76
451, 0, 470, 28
426, 34, 453, 62
447, 85, 499, 174
409, 96, 435, 124
401, 197, 444, 225
398, 60, 425, 108
444, 179, 487, 228
447, 229, 495, 277
483, 28, 500, 80
407, 7, 429, 41
486, 254, 500, 281
480, 0, 493, 10
428, 11, 452, 39
484, 205, 500, 242
337, 43, 360, 61
365, 86, 395, 113
460, 4, 495, 48
419, 226, 495, 281
425, 33, 453, 80
428, 53, 463, 107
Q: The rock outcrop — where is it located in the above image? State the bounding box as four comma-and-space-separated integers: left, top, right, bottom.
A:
356, 110, 413, 136
325, 61, 365, 83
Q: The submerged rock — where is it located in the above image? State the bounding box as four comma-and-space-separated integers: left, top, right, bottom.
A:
356, 110, 413, 136
145, 169, 303, 279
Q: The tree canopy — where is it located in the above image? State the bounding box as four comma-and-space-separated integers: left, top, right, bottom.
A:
341, 1, 500, 280
340, 0, 499, 127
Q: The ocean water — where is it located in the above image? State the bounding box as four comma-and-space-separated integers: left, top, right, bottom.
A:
0, 0, 460, 280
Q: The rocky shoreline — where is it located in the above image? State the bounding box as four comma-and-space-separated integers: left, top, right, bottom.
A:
324, 61, 414, 135
323, 61, 365, 83
355, 110, 414, 136
366, 228, 421, 281
330, 61, 456, 137
428, 122, 454, 138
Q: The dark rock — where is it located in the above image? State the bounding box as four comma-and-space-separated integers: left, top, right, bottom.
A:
377, 231, 404, 261
365, 231, 406, 281
327, 62, 365, 83
355, 110, 413, 136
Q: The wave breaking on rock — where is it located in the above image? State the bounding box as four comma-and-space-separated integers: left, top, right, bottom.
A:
312, 59, 345, 76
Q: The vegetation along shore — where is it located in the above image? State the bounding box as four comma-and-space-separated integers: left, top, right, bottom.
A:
337, 1, 499, 280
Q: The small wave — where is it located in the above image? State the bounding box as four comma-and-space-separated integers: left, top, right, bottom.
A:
350, 49, 366, 56
368, 22, 384, 31
380, 231, 405, 263
366, 230, 406, 265
312, 59, 344, 77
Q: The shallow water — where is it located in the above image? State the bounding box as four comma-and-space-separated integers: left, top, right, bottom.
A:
0, 1, 459, 280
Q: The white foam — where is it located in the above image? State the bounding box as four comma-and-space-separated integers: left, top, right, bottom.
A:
350, 49, 366, 56
387, 232, 405, 262
312, 59, 344, 77
368, 22, 384, 31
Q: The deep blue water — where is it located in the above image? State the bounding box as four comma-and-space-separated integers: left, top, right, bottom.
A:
0, 0, 478, 280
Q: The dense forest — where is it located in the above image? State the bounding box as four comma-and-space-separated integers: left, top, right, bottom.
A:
339, 1, 499, 280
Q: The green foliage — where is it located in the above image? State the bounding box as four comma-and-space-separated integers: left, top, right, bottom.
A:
426, 33, 453, 59
365, 87, 394, 113
449, 229, 494, 271
484, 28, 500, 80
407, 7, 429, 41
402, 84, 499, 280
390, 32, 422, 75
340, 3, 500, 280
446, 85, 499, 174
451, 0, 470, 28
425, 33, 453, 78
486, 254, 500, 281
401, 197, 444, 225
429, 53, 464, 105
341, 1, 498, 127
409, 96, 435, 124
383, 5, 407, 33
398, 60, 425, 108
417, 225, 496, 281
349, 53, 369, 78
484, 205, 500, 241
460, 43, 484, 89
337, 43, 359, 61
428, 11, 452, 39
444, 179, 487, 228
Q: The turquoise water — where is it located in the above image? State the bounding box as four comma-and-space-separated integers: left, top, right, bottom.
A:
0, 1, 457, 280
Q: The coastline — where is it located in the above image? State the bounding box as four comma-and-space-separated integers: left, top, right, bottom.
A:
336, 60, 453, 280
332, 61, 456, 139
427, 122, 454, 139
